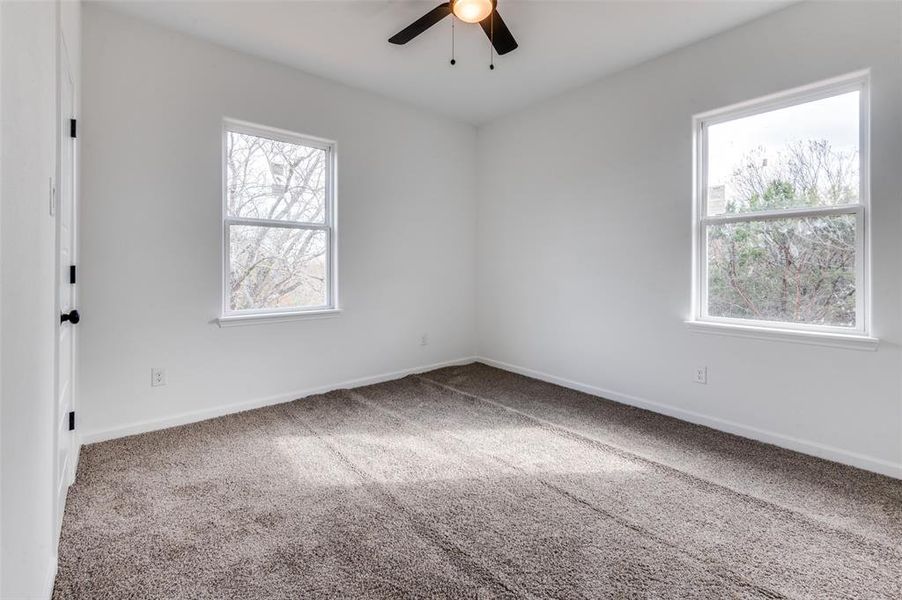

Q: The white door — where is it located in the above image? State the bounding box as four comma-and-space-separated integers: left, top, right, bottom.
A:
54, 32, 77, 534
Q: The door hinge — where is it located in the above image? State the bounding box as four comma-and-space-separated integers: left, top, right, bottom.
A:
68, 411, 76, 431
69, 119, 77, 139
69, 265, 76, 284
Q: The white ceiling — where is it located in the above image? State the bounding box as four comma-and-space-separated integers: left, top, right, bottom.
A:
98, 1, 793, 124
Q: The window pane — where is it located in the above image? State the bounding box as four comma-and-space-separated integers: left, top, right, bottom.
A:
706, 91, 859, 216
226, 131, 326, 223
229, 225, 327, 311
706, 214, 856, 327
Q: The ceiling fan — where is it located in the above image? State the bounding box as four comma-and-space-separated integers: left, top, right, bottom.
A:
389, 0, 518, 56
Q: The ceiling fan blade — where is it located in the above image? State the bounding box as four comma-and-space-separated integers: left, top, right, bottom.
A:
479, 9, 518, 55
389, 3, 452, 45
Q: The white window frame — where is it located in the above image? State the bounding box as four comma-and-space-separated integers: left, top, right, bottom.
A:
688, 71, 877, 350
218, 119, 339, 327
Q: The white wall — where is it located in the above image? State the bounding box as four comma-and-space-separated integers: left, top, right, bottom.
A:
476, 1, 902, 477
79, 6, 477, 440
1, 0, 64, 596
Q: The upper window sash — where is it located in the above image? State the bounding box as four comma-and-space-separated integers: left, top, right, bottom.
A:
696, 72, 868, 202
224, 119, 335, 226
698, 84, 865, 220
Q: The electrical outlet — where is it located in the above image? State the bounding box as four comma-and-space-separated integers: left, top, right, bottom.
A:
694, 366, 707, 385
420, 333, 429, 347
151, 368, 167, 387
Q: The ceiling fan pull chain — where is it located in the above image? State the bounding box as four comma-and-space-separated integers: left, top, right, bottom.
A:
489, 11, 495, 70
450, 16, 456, 65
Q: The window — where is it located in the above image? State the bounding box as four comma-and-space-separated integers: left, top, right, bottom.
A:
692, 73, 870, 339
222, 120, 337, 320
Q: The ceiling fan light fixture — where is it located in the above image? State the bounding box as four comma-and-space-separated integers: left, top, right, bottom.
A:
388, 0, 516, 56
451, 0, 494, 24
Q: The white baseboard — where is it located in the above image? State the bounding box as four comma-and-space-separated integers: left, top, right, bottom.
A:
476, 356, 902, 480
79, 356, 477, 445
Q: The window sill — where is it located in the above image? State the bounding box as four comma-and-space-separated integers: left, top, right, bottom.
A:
217, 308, 342, 328
685, 320, 879, 351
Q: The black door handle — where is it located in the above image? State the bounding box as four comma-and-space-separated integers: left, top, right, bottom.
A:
60, 309, 80, 324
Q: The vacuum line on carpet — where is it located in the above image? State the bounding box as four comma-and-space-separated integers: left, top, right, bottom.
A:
347, 387, 790, 600
414, 375, 899, 557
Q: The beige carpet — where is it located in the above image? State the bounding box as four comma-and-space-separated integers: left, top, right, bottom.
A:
54, 363, 902, 599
